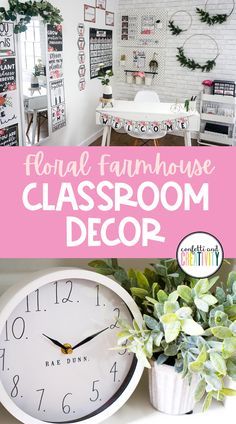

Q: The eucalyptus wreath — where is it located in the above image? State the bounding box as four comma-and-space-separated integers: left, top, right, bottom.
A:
196, 0, 235, 26
0, 0, 63, 33
176, 35, 219, 73
168, 10, 192, 36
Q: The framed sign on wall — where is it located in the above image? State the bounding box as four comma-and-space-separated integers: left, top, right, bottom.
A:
96, 0, 106, 10
106, 11, 115, 27
89, 28, 113, 79
84, 5, 96, 23
0, 22, 15, 57
0, 123, 18, 146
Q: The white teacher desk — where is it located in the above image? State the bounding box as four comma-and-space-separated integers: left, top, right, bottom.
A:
96, 100, 200, 147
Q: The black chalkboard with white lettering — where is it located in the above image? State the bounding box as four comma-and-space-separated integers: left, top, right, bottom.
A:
47, 24, 63, 52
0, 58, 16, 93
0, 124, 18, 146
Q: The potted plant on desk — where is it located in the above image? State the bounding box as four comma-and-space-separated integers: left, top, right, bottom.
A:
98, 64, 114, 104
89, 260, 236, 415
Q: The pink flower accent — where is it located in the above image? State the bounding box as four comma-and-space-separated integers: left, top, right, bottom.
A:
0, 129, 5, 136
132, 71, 145, 78
202, 80, 213, 87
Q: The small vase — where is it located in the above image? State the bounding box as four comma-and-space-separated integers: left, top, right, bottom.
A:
126, 74, 133, 84
103, 85, 112, 100
145, 76, 153, 87
148, 362, 199, 415
135, 76, 143, 85
203, 86, 212, 95
120, 60, 126, 67
31, 76, 39, 89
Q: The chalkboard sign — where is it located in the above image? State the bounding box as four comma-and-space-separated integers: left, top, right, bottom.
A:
0, 58, 16, 93
0, 124, 18, 146
0, 22, 15, 57
47, 24, 63, 52
89, 28, 113, 79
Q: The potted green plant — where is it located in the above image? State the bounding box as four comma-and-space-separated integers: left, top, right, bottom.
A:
97, 64, 114, 100
31, 61, 42, 88
89, 260, 236, 415
120, 54, 126, 67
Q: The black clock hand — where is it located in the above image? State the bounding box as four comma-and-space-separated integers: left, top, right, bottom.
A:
72, 327, 109, 351
42, 334, 65, 350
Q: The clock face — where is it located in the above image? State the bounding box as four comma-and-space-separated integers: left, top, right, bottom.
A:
0, 278, 137, 423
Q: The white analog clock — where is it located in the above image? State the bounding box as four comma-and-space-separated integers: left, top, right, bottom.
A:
0, 269, 144, 424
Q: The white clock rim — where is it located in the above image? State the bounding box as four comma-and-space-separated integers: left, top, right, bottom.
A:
0, 268, 144, 424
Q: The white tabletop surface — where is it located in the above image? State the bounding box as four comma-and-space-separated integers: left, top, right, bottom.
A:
0, 371, 233, 424
96, 100, 199, 122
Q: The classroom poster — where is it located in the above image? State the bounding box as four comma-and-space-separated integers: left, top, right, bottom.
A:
0, 22, 15, 57
48, 52, 64, 80
47, 24, 63, 52
51, 103, 66, 132
0, 123, 18, 146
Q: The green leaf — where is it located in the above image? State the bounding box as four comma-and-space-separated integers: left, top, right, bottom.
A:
221, 388, 236, 396
160, 313, 177, 324
164, 321, 181, 343
227, 358, 236, 380
156, 354, 168, 365
128, 269, 137, 287
189, 360, 203, 373
177, 285, 192, 303
152, 282, 160, 299
153, 332, 163, 347
164, 301, 179, 314
225, 305, 236, 320
176, 307, 192, 319
157, 290, 168, 303
210, 352, 227, 375
130, 288, 149, 299
168, 291, 179, 302
212, 326, 233, 339
88, 260, 113, 275
222, 337, 236, 359
164, 343, 178, 356
136, 272, 150, 290
194, 279, 209, 296
182, 319, 204, 336
203, 392, 213, 412
227, 272, 236, 290
205, 374, 222, 391
208, 276, 219, 289
195, 379, 206, 402
194, 297, 209, 312
202, 294, 218, 306
143, 315, 159, 331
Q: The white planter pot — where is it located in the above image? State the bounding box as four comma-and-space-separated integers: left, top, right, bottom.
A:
145, 76, 153, 86
203, 86, 212, 94
149, 362, 199, 415
135, 76, 144, 85
103, 85, 112, 100
120, 60, 126, 67
31, 76, 39, 88
224, 377, 236, 410
126, 75, 133, 84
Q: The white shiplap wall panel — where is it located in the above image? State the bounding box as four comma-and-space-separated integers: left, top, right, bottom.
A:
114, 0, 236, 102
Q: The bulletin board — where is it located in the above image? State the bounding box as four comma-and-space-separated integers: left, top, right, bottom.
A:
118, 9, 167, 85
89, 28, 113, 79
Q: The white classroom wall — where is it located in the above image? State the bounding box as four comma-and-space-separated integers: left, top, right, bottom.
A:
114, 0, 236, 102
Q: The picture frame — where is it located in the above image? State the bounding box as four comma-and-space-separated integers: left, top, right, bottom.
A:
84, 5, 96, 23
96, 0, 106, 10
105, 11, 114, 27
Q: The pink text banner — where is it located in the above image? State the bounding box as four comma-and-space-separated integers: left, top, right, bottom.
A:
0, 147, 234, 258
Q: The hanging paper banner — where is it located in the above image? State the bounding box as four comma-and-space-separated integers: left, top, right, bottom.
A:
99, 113, 190, 136
0, 91, 18, 128
48, 52, 63, 80
48, 24, 63, 52
50, 79, 65, 107
0, 22, 15, 57
0, 123, 18, 146
52, 104, 66, 132
0, 57, 16, 93
79, 78, 86, 91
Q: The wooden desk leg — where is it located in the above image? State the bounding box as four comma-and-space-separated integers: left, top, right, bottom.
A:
101, 126, 109, 146
31, 110, 38, 145
184, 130, 192, 147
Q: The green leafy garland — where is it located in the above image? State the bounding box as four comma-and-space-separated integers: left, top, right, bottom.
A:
0, 0, 63, 33
196, 7, 228, 25
177, 47, 217, 72
168, 20, 183, 36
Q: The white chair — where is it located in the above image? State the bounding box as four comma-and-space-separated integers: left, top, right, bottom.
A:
134, 90, 160, 103
131, 90, 166, 146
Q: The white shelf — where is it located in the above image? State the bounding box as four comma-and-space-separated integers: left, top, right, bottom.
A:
202, 94, 236, 105
201, 113, 235, 124
0, 372, 234, 424
199, 132, 233, 145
